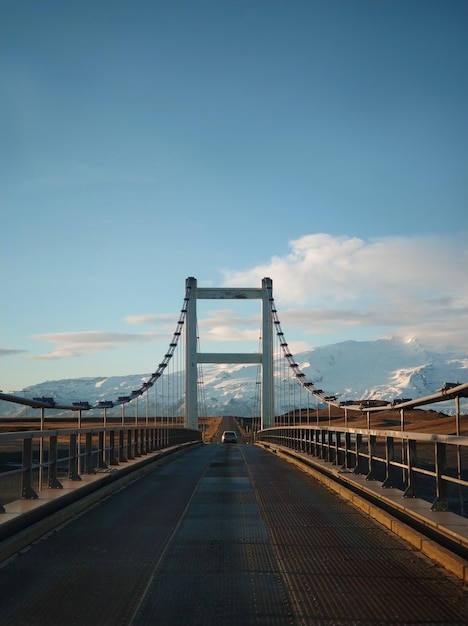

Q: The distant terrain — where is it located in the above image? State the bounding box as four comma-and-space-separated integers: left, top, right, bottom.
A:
1, 337, 466, 419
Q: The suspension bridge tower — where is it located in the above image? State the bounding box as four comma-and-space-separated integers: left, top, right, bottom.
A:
185, 277, 274, 431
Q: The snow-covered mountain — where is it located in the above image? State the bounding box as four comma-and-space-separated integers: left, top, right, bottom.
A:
2, 338, 467, 417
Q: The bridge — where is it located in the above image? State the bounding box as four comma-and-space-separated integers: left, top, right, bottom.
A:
1, 278, 468, 624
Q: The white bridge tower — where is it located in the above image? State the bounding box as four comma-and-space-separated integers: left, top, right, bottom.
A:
185, 276, 274, 431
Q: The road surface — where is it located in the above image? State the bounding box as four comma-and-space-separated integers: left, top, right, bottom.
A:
1, 439, 467, 625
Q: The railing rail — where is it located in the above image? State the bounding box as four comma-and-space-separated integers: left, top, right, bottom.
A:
256, 425, 468, 517
0, 425, 202, 511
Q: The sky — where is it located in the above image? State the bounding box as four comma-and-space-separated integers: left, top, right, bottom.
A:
1, 0, 467, 392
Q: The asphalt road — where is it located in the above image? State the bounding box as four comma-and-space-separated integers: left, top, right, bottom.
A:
1, 439, 468, 625
210, 415, 247, 444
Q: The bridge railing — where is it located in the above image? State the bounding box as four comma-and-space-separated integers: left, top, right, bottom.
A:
0, 425, 202, 511
256, 425, 468, 517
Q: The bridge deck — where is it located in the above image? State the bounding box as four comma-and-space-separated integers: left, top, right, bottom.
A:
1, 444, 468, 625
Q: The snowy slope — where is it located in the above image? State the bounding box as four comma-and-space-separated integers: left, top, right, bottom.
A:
1, 337, 466, 417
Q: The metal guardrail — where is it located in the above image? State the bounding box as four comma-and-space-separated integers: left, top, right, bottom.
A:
0, 425, 202, 511
256, 426, 468, 517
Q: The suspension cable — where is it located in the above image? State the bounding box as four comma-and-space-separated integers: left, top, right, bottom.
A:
90, 281, 193, 411
265, 283, 335, 415
196, 324, 208, 420
253, 334, 262, 432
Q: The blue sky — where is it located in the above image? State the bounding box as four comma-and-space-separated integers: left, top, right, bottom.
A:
1, 0, 467, 391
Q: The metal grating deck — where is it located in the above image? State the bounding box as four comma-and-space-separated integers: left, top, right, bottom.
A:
1, 443, 468, 625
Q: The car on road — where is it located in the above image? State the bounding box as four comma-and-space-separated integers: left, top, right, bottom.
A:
221, 430, 238, 444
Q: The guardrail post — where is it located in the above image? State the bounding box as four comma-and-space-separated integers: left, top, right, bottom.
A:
333, 431, 340, 465
311, 428, 316, 455
325, 430, 333, 462
97, 431, 108, 469
127, 429, 134, 460
140, 428, 147, 455
352, 433, 365, 474
85, 432, 94, 474
318, 429, 325, 459
109, 430, 119, 466
343, 431, 352, 470
118, 429, 127, 462
382, 436, 394, 488
432, 441, 448, 511
21, 437, 38, 499
366, 435, 378, 480
134, 429, 141, 457
403, 439, 417, 497
48, 434, 63, 489
69, 433, 81, 481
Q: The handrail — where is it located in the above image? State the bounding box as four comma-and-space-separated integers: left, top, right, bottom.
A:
0, 425, 202, 511
256, 425, 468, 516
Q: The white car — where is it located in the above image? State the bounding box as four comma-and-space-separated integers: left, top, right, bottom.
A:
221, 430, 238, 444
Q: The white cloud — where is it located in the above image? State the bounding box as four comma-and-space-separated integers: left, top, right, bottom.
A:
27, 234, 467, 362
125, 309, 263, 345
124, 313, 176, 326
222, 233, 468, 348
196, 309, 262, 343
29, 330, 158, 360
197, 309, 260, 329
199, 326, 261, 343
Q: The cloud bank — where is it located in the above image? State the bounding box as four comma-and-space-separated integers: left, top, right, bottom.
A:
9, 233, 466, 361
28, 330, 159, 360
222, 233, 468, 348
